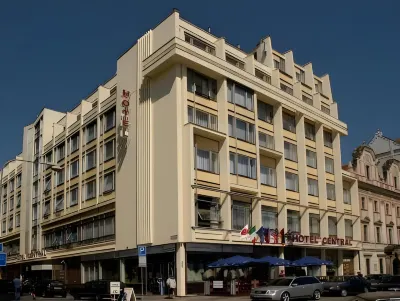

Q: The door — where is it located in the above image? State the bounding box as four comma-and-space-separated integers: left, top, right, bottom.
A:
343, 260, 354, 276
302, 277, 316, 297
290, 278, 305, 298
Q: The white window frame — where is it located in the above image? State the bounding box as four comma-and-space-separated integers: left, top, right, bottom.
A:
228, 115, 255, 144
70, 134, 80, 154
43, 201, 50, 217
307, 178, 319, 196
343, 188, 351, 204
86, 122, 97, 144
103, 109, 116, 132
284, 141, 298, 162
306, 149, 317, 168
104, 140, 115, 162
85, 150, 97, 171
260, 166, 276, 187
325, 157, 334, 174
85, 180, 96, 200
326, 183, 336, 201
283, 112, 296, 133
345, 219, 353, 238
195, 148, 219, 174
188, 106, 218, 131
324, 131, 333, 148
54, 194, 64, 212
227, 80, 254, 111
103, 172, 115, 193
229, 152, 257, 179
70, 160, 79, 179
285, 172, 299, 192
328, 217, 337, 236
56, 169, 65, 186
305, 122, 315, 141
69, 187, 79, 206
57, 144, 65, 161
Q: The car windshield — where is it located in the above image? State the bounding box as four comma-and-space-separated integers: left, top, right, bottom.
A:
268, 279, 293, 286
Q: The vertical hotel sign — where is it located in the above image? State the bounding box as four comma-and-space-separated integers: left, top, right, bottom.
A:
121, 89, 130, 137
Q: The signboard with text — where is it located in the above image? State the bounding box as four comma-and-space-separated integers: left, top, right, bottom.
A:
110, 282, 120, 295
138, 246, 147, 268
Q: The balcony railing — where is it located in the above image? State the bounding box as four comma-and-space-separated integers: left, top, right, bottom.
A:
44, 234, 115, 251
386, 215, 394, 226
373, 212, 382, 223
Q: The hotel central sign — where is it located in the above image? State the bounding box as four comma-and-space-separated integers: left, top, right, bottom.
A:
16, 249, 47, 261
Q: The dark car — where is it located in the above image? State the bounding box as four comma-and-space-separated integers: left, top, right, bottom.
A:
0, 280, 14, 301
324, 276, 372, 296
33, 279, 67, 298
371, 275, 400, 291
365, 274, 391, 284
351, 291, 400, 301
71, 280, 126, 300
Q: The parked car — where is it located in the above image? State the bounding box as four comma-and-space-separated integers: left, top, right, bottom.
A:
370, 275, 400, 291
250, 276, 324, 301
365, 274, 390, 284
33, 279, 67, 298
0, 280, 14, 301
323, 276, 372, 296
351, 291, 400, 301
71, 280, 125, 300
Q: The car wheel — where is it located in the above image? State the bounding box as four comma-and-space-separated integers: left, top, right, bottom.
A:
313, 290, 321, 300
281, 291, 290, 301
341, 289, 348, 297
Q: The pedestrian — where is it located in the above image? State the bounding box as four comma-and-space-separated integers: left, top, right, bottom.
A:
31, 281, 36, 300
166, 275, 176, 299
13, 275, 22, 301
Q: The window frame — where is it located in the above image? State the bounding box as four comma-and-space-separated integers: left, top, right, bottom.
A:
326, 183, 336, 201
227, 80, 254, 111
229, 152, 257, 179
284, 141, 298, 162
307, 178, 319, 196
103, 172, 115, 194
86, 122, 97, 144
324, 131, 333, 148
85, 149, 97, 171
85, 180, 96, 201
231, 200, 251, 231
282, 112, 296, 133
285, 171, 299, 192
103, 108, 116, 133
260, 165, 277, 187
195, 148, 219, 174
228, 115, 255, 144
104, 139, 116, 162
306, 149, 317, 168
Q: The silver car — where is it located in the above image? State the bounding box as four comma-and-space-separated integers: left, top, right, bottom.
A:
250, 276, 324, 301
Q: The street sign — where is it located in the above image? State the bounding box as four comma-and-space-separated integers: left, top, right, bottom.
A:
138, 246, 146, 256
138, 256, 147, 268
110, 281, 120, 295
0, 253, 7, 267
0, 243, 3, 252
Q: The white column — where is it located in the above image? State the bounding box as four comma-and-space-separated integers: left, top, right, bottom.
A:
120, 259, 126, 282
279, 247, 285, 276
176, 243, 186, 296
338, 250, 344, 276
354, 251, 360, 275
81, 263, 85, 284
321, 249, 327, 276
301, 249, 307, 275
98, 262, 102, 280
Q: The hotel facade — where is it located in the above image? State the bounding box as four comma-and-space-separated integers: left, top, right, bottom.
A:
0, 10, 361, 295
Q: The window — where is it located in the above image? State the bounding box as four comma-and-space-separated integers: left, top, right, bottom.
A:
230, 152, 257, 179
262, 206, 277, 229
227, 80, 253, 111
103, 172, 115, 193
258, 102, 273, 123
361, 197, 366, 210
69, 187, 79, 206
1, 220, 5, 233
287, 210, 300, 233
43, 201, 50, 217
365, 167, 372, 181
196, 149, 219, 174
195, 196, 220, 228
315, 80, 322, 93
232, 201, 251, 230
363, 224, 368, 241
285, 172, 299, 192
85, 180, 96, 200
325, 157, 334, 174
283, 113, 296, 133
16, 174, 21, 188
374, 200, 379, 212
309, 214, 320, 235
321, 106, 330, 115
226, 54, 245, 69
33, 182, 39, 200
57, 143, 65, 161
379, 258, 384, 274
308, 178, 319, 196
259, 132, 275, 149
86, 150, 96, 171
343, 188, 351, 204
2, 185, 6, 197
104, 139, 115, 162
395, 177, 398, 189
33, 160, 39, 176
305, 122, 315, 141
302, 95, 313, 106
328, 217, 337, 236
32, 204, 38, 221
187, 69, 217, 100
104, 109, 116, 132
8, 216, 12, 230
284, 141, 297, 162
324, 131, 333, 148
386, 203, 391, 215
260, 166, 276, 187
397, 207, 400, 217
70, 134, 80, 153
306, 149, 317, 168
86, 122, 97, 143
16, 193, 21, 208
9, 196, 14, 211
2, 202, 6, 214
255, 69, 271, 84
345, 219, 353, 238
389, 228, 393, 244
296, 70, 305, 83
280, 83, 293, 95
55, 194, 64, 212
274, 58, 285, 72
16, 214, 20, 227
56, 169, 65, 186
184, 33, 215, 55
228, 116, 255, 144
326, 183, 336, 200
10, 179, 14, 192
44, 176, 51, 192
376, 227, 381, 243
188, 107, 218, 131
70, 160, 79, 179
366, 258, 371, 275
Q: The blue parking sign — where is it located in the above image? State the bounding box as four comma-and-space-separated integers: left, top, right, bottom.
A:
138, 246, 146, 256
0, 253, 7, 267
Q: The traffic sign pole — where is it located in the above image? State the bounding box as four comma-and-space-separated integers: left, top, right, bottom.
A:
138, 246, 147, 296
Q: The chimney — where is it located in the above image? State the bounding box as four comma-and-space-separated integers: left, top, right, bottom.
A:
208, 27, 211, 33
237, 44, 241, 49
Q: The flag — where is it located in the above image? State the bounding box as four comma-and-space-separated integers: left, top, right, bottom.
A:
271, 228, 278, 244
240, 225, 249, 240
256, 226, 265, 244
264, 228, 270, 243
280, 228, 285, 244
248, 226, 257, 238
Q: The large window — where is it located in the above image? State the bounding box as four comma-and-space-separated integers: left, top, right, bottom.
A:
328, 217, 337, 236
16, 174, 21, 188
308, 178, 319, 196
103, 109, 116, 132
85, 180, 96, 200
259, 132, 274, 149
16, 214, 20, 227
305, 122, 315, 141
324, 131, 333, 148
376, 226, 381, 243
325, 157, 334, 174
196, 149, 219, 174
287, 210, 300, 233
285, 172, 299, 192
86, 150, 96, 171
230, 153, 257, 179
284, 141, 297, 162
195, 196, 220, 228
43, 201, 50, 217
9, 197, 14, 211
260, 166, 276, 187
306, 149, 317, 168
70, 133, 80, 154
54, 194, 64, 212
309, 214, 320, 235
70, 160, 79, 179
184, 33, 215, 55
187, 69, 217, 100
389, 228, 393, 244
283, 113, 296, 133
274, 58, 285, 72
69, 187, 79, 206
188, 107, 218, 131
345, 219, 353, 238
363, 224, 368, 241
103, 172, 115, 193
280, 83, 293, 95
232, 201, 251, 230
296, 70, 305, 83
226, 54, 245, 70
227, 80, 253, 111
56, 169, 65, 186
104, 140, 115, 162
258, 102, 273, 123
343, 188, 351, 204
86, 122, 97, 143
326, 183, 336, 200
56, 143, 65, 161
262, 206, 277, 229
44, 176, 51, 192
302, 95, 313, 105
228, 116, 255, 144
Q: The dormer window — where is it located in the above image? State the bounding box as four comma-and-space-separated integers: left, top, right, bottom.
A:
366, 165, 371, 180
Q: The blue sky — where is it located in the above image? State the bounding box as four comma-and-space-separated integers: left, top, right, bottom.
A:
0, 0, 399, 165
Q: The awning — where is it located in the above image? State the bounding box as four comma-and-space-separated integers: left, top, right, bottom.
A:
292, 256, 333, 266
254, 256, 293, 267
207, 255, 255, 268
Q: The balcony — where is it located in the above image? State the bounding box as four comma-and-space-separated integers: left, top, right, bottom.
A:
373, 212, 382, 224
386, 215, 395, 226
361, 210, 370, 222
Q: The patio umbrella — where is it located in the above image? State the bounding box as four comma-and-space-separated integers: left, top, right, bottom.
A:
293, 256, 333, 267
254, 256, 293, 267
207, 255, 255, 268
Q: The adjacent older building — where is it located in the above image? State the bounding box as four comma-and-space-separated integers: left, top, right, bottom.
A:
0, 10, 361, 295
